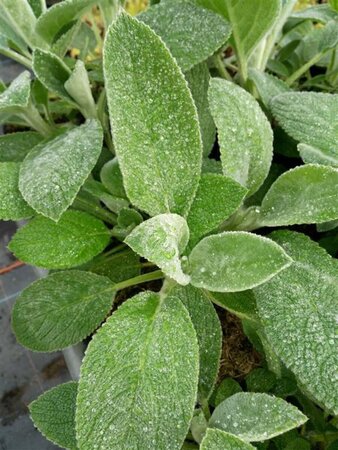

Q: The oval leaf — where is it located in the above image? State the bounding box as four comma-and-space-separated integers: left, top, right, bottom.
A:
171, 285, 222, 401
201, 429, 255, 450
271, 92, 338, 162
298, 143, 338, 168
186, 62, 216, 156
9, 210, 110, 269
0, 131, 44, 162
12, 271, 115, 351
209, 78, 273, 195
103, 13, 202, 217
33, 49, 73, 102
139, 0, 231, 71
76, 291, 199, 450
254, 231, 338, 414
19, 119, 103, 221
36, 0, 96, 44
259, 164, 338, 226
100, 157, 127, 199
125, 213, 190, 285
0, 162, 34, 220
196, 0, 280, 61
187, 173, 247, 249
0, 71, 30, 115
209, 392, 307, 442
29, 382, 78, 450
189, 231, 292, 292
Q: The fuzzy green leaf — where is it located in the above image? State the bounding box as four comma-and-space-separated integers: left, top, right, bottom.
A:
298, 143, 338, 167
0, 0, 38, 48
209, 78, 273, 195
211, 379, 242, 407
12, 271, 115, 351
255, 231, 338, 414
27, 0, 45, 17
187, 173, 247, 249
100, 158, 127, 199
209, 392, 307, 442
171, 285, 222, 401
9, 210, 110, 269
186, 63, 216, 156
207, 290, 258, 322
189, 232, 292, 292
0, 71, 31, 115
19, 120, 103, 221
64, 59, 97, 118
103, 13, 202, 217
0, 131, 43, 162
33, 49, 73, 102
196, 0, 280, 59
29, 382, 77, 450
248, 68, 290, 109
271, 92, 338, 162
291, 4, 337, 23
125, 213, 190, 285
259, 164, 338, 226
80, 249, 140, 283
0, 162, 34, 220
36, 0, 97, 44
76, 291, 199, 450
300, 19, 338, 62
201, 429, 255, 450
139, 0, 231, 71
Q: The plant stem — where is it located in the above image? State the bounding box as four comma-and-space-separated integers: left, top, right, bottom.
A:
0, 48, 32, 69
200, 398, 211, 420
20, 103, 54, 137
257, 0, 298, 71
114, 270, 163, 291
73, 196, 117, 225
285, 53, 325, 86
214, 54, 232, 81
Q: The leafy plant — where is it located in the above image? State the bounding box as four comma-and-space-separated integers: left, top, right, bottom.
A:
0, 0, 337, 449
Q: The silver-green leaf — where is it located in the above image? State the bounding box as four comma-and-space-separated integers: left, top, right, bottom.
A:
12, 271, 115, 351
103, 13, 202, 217
248, 68, 290, 109
171, 285, 222, 401
33, 49, 73, 102
138, 0, 231, 71
254, 231, 338, 414
0, 71, 31, 115
19, 119, 103, 221
0, 162, 34, 220
209, 78, 273, 196
196, 0, 280, 76
209, 392, 307, 442
0, 131, 43, 162
298, 143, 338, 168
189, 232, 292, 292
36, 0, 97, 44
64, 59, 97, 119
9, 210, 110, 269
259, 164, 338, 226
187, 173, 247, 249
29, 382, 78, 450
76, 291, 199, 450
201, 429, 255, 450
270, 92, 338, 163
186, 63, 216, 156
125, 213, 190, 285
